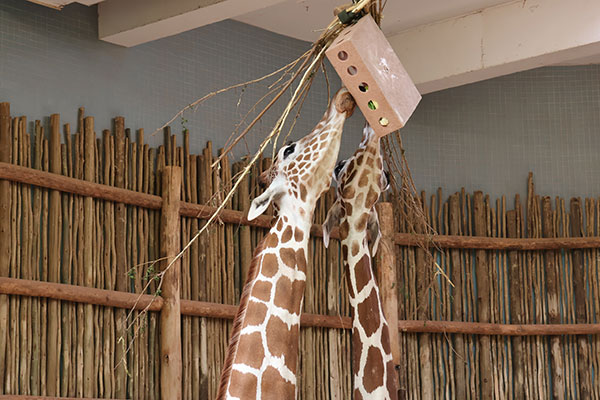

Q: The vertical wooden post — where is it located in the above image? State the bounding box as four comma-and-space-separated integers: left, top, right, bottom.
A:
473, 191, 492, 398
570, 198, 591, 398
542, 197, 564, 399
448, 194, 466, 399
0, 102, 11, 394
375, 202, 400, 394
47, 114, 62, 395
83, 117, 95, 397
113, 116, 127, 398
507, 210, 525, 399
415, 196, 433, 400
160, 166, 182, 400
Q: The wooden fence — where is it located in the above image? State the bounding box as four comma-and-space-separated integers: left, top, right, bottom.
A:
0, 102, 599, 399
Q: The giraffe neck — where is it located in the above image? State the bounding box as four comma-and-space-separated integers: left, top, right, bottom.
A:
218, 213, 310, 400
340, 225, 396, 400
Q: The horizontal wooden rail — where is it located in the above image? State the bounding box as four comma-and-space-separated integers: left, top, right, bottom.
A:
4, 162, 600, 249
0, 277, 351, 329
398, 320, 600, 336
395, 232, 600, 250
0, 396, 119, 400
3, 277, 600, 335
0, 162, 328, 237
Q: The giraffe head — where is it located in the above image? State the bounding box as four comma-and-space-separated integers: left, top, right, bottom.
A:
323, 122, 389, 253
248, 87, 355, 223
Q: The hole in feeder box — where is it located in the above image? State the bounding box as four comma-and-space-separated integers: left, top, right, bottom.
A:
337, 51, 348, 61
368, 100, 378, 110
359, 82, 369, 92
347, 66, 357, 75
379, 117, 389, 127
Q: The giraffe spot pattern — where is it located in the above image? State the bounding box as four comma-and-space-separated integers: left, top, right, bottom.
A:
280, 247, 296, 268
265, 318, 299, 373
294, 227, 304, 242
295, 248, 307, 272
355, 212, 369, 232
358, 169, 369, 188
354, 254, 373, 295
273, 275, 305, 314
229, 370, 257, 399
281, 226, 293, 243
339, 220, 350, 240
386, 359, 397, 395
339, 202, 350, 220
261, 253, 279, 278
252, 280, 272, 303
265, 233, 279, 249
300, 184, 307, 201
363, 346, 385, 394
351, 241, 360, 257
381, 322, 391, 351
357, 289, 381, 337
235, 332, 264, 370
343, 185, 355, 200
352, 327, 362, 376
245, 302, 268, 326
261, 366, 296, 400
365, 187, 378, 209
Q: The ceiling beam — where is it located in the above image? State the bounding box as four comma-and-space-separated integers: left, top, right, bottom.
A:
98, 0, 288, 47
389, 0, 600, 94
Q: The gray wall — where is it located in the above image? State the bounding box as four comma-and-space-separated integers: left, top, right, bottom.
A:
402, 66, 600, 201
2, 0, 600, 202
0, 0, 364, 160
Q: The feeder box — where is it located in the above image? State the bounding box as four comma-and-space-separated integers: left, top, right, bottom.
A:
326, 14, 421, 137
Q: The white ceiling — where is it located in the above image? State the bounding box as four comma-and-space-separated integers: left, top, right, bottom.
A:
30, 0, 600, 92
237, 0, 511, 43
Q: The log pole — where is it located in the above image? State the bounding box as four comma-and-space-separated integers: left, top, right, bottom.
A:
159, 166, 182, 400
375, 202, 400, 393
570, 199, 592, 398
0, 103, 10, 394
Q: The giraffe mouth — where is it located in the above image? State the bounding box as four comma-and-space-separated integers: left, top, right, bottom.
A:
334, 89, 356, 117
258, 169, 270, 188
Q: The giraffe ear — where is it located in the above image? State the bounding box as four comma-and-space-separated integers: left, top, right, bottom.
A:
248, 183, 283, 221
323, 198, 343, 248
368, 208, 382, 255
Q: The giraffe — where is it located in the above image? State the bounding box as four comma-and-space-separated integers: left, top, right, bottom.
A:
323, 123, 397, 400
217, 87, 356, 400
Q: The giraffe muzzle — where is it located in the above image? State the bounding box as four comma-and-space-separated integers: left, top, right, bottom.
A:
334, 89, 356, 117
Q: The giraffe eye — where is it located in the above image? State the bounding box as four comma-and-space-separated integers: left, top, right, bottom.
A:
382, 170, 391, 191
334, 160, 346, 180
283, 143, 296, 159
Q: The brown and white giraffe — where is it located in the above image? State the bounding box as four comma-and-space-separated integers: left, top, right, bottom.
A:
323, 123, 397, 400
217, 88, 355, 400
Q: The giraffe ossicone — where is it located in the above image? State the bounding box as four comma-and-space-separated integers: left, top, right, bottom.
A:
323, 122, 398, 400
217, 87, 355, 400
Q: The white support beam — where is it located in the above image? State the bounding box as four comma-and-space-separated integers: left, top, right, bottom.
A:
98, 0, 287, 47
389, 0, 600, 94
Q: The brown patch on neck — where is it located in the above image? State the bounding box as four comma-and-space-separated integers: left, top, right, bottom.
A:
357, 289, 381, 337
217, 239, 266, 399
261, 366, 296, 399
363, 346, 384, 393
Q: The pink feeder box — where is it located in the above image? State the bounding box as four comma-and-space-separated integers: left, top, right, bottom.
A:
326, 14, 421, 137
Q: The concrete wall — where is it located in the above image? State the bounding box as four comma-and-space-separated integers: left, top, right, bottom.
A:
0, 0, 364, 161
401, 66, 600, 201
2, 0, 600, 202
